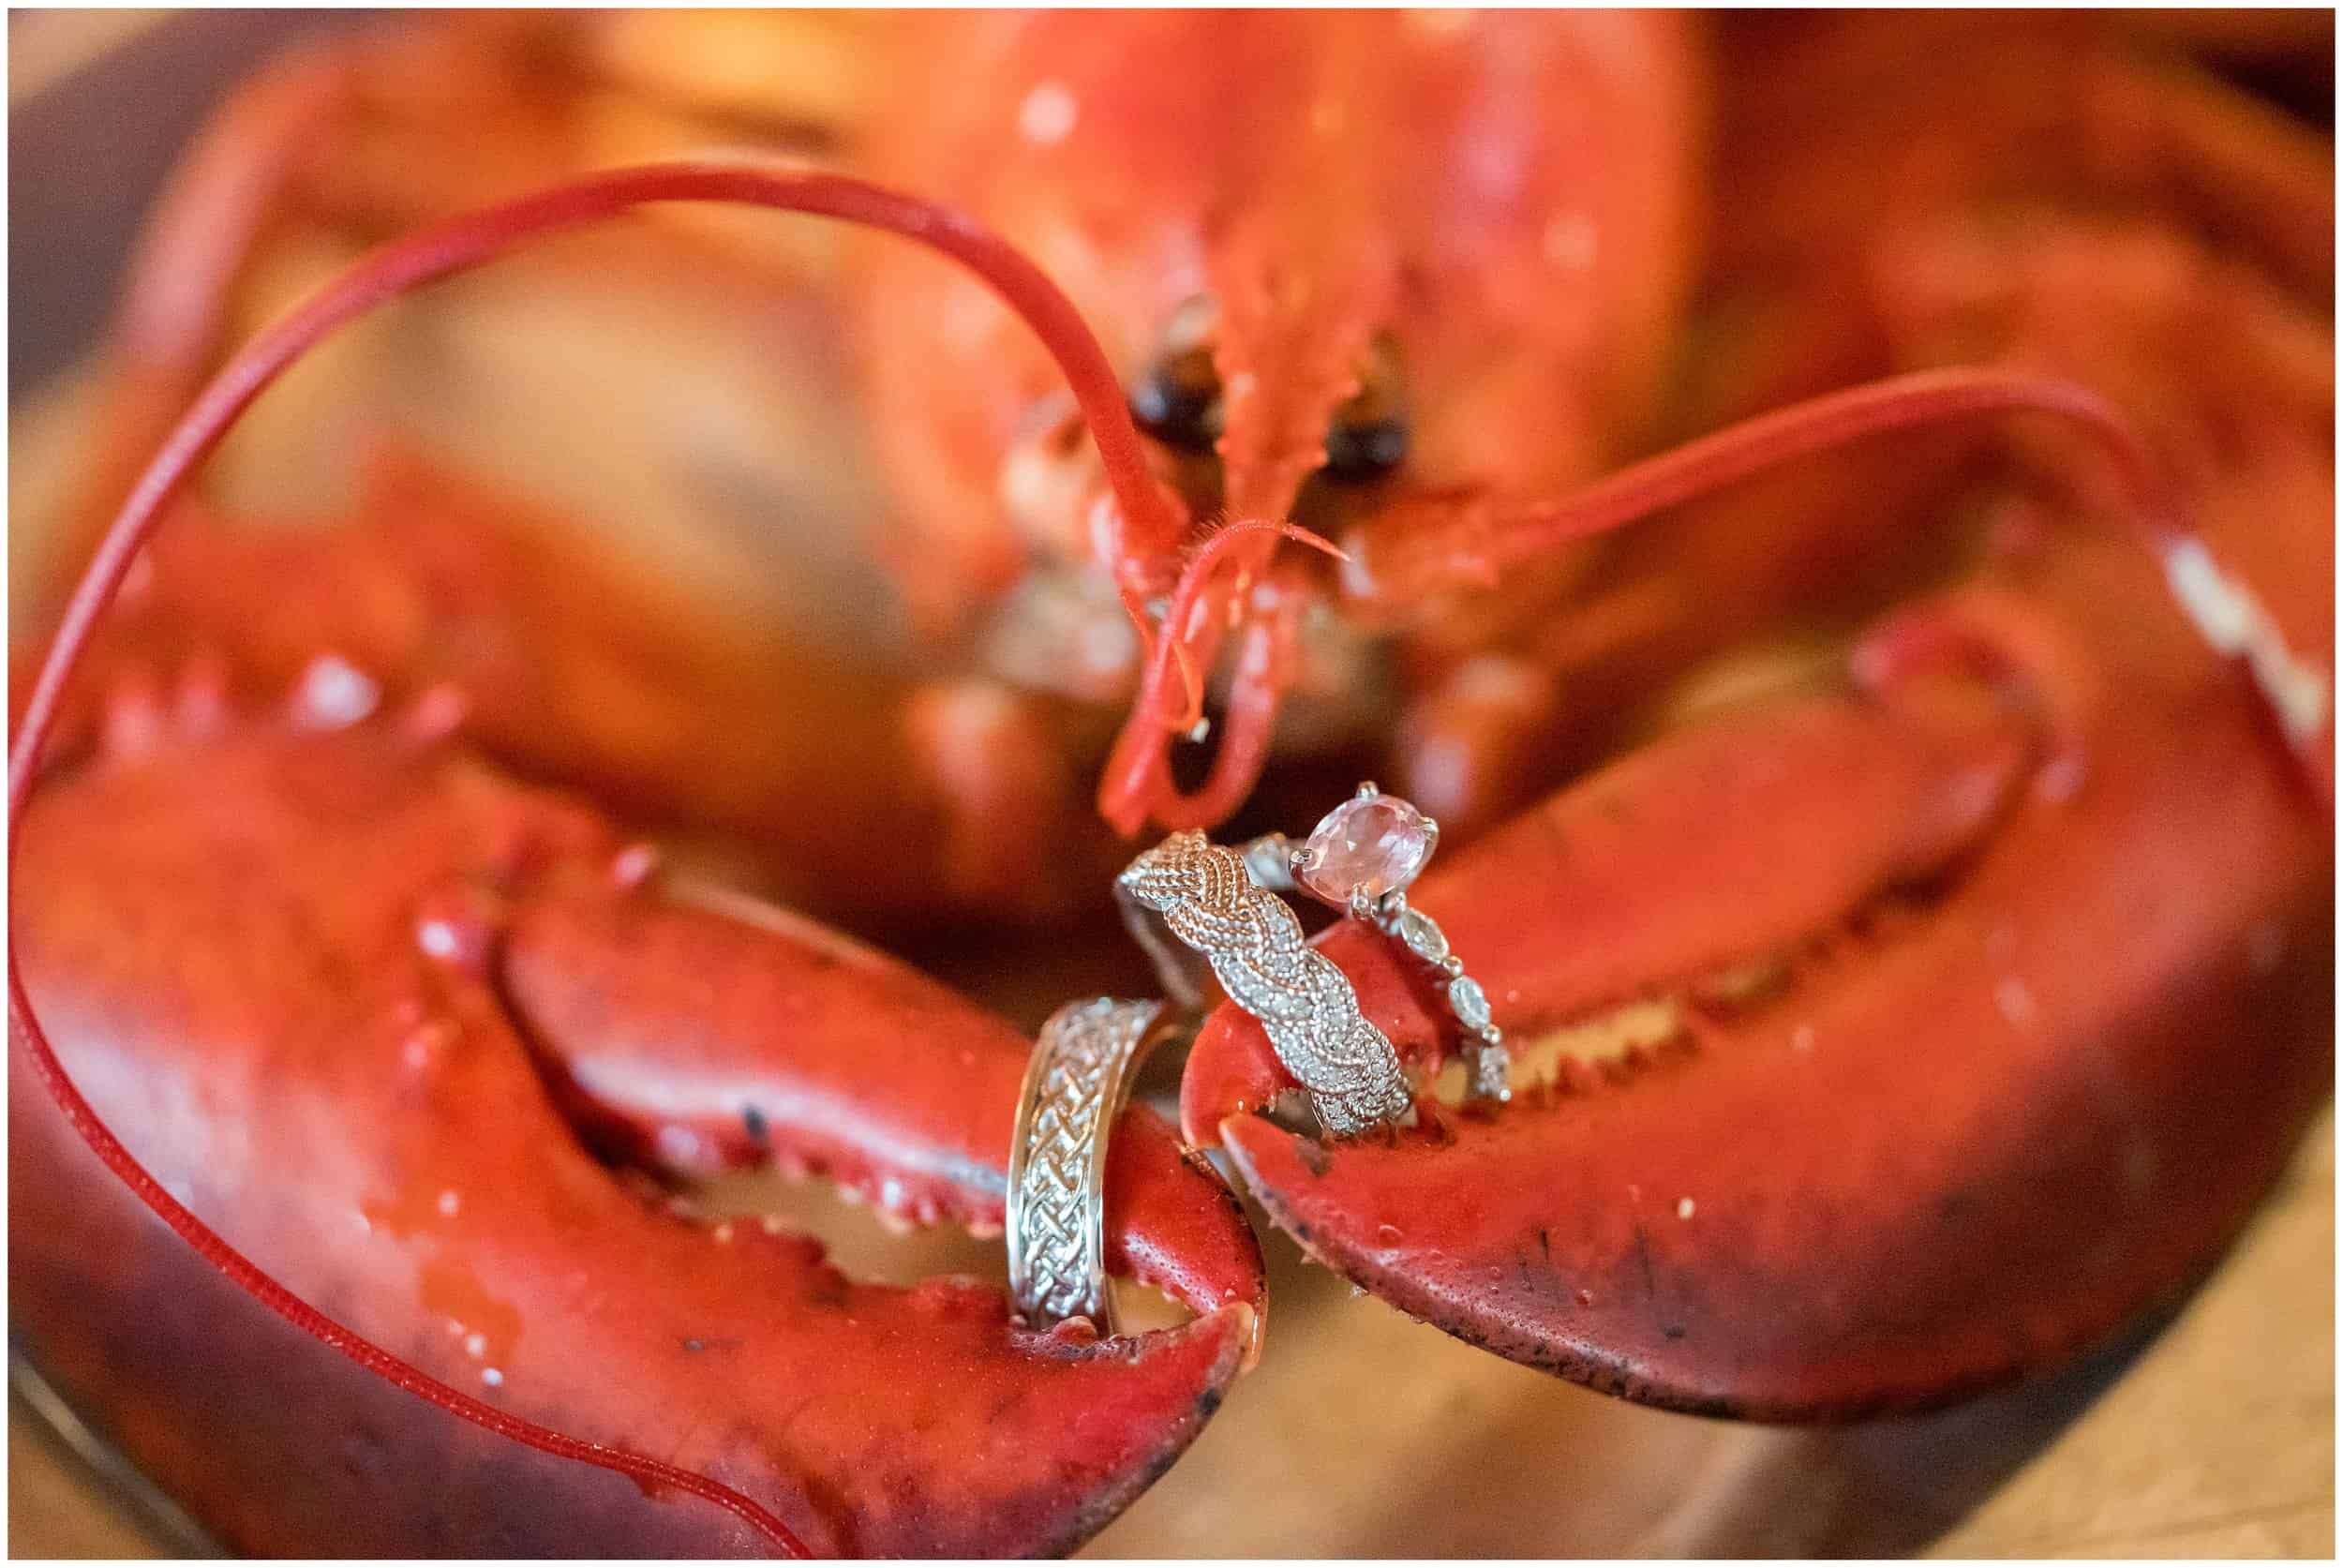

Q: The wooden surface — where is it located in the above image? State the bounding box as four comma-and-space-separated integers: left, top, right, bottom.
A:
9, 1112, 2332, 1557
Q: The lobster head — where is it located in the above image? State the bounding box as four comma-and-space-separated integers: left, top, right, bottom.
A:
853, 9, 1709, 829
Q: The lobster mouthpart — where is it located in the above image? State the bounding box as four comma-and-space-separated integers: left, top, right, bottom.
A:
13, 719, 1261, 1555
1180, 553, 2331, 1417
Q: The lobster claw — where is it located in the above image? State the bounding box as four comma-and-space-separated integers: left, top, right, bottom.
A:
12, 721, 1261, 1556
503, 848, 1263, 1326
1181, 565, 2331, 1417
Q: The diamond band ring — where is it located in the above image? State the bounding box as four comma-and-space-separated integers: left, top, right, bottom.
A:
1251, 784, 1511, 1104
1006, 997, 1190, 1330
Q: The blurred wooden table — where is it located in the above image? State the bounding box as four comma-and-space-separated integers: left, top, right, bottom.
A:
11, 1112, 2331, 1558
1106, 1122, 2337, 1556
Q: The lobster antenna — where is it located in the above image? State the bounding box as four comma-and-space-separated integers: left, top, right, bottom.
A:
1102, 365, 2334, 831
1367, 368, 2333, 782
8, 160, 1200, 1558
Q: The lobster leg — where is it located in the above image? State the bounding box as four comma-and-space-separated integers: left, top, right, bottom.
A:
37, 18, 608, 605
12, 717, 1261, 1555
51, 42, 360, 599
1179, 521, 2331, 1417
501, 844, 1262, 1320
11, 444, 1136, 930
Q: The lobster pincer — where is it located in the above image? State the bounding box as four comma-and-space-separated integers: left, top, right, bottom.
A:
11, 714, 1261, 1556
1177, 516, 2330, 1419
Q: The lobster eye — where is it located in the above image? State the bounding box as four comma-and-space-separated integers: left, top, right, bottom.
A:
1130, 295, 1224, 454
1321, 335, 1407, 483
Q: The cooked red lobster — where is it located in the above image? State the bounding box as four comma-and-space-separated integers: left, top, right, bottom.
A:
11, 10, 2332, 1555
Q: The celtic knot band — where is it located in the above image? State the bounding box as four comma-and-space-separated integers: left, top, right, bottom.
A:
1006, 997, 1183, 1330
1117, 830, 1412, 1137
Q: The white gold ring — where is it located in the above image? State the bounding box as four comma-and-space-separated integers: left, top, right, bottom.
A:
1006, 996, 1187, 1331
1117, 830, 1414, 1137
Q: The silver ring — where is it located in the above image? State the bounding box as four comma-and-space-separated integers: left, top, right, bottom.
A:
1251, 782, 1512, 1103
1117, 832, 1413, 1137
1006, 997, 1186, 1331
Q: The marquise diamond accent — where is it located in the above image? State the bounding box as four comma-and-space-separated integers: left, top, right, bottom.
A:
1447, 975, 1492, 1032
1396, 905, 1450, 963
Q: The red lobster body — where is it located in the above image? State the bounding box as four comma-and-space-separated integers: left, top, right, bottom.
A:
7, 9, 2335, 1558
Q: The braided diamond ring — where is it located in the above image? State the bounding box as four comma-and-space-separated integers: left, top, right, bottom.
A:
1118, 831, 1414, 1137
1009, 787, 1507, 1330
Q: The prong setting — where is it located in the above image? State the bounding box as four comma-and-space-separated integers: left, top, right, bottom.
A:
1284, 783, 1513, 1107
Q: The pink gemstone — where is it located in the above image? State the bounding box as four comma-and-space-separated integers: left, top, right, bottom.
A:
1299, 794, 1433, 902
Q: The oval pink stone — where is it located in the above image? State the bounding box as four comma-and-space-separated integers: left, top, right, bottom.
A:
1299, 794, 1433, 902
